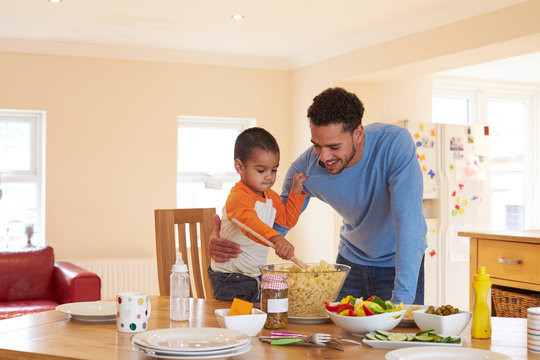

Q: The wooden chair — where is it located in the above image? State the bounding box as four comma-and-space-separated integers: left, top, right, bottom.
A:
154, 208, 216, 299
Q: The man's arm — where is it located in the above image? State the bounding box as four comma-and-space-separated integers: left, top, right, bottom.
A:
388, 129, 427, 304
207, 214, 242, 262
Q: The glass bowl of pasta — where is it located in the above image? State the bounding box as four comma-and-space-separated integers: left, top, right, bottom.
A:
259, 261, 350, 322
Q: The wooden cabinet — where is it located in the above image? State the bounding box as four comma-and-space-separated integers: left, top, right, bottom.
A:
460, 230, 540, 310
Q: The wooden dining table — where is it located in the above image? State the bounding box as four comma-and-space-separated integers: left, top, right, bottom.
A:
0, 296, 537, 360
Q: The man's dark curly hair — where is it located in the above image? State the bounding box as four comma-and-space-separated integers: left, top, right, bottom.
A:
234, 127, 280, 163
307, 87, 365, 133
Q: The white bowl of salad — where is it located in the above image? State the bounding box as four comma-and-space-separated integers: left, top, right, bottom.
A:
325, 295, 406, 336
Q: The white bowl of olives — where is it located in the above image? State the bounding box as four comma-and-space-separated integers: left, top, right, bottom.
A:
412, 305, 472, 336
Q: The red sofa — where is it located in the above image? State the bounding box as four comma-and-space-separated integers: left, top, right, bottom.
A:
0, 246, 101, 319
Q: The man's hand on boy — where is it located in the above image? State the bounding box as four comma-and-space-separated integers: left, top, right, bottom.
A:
291, 172, 308, 194
208, 214, 242, 262
270, 235, 295, 260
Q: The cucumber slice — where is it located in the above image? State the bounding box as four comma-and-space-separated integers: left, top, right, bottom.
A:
364, 333, 377, 341
414, 335, 435, 342
387, 333, 407, 341
375, 334, 388, 341
375, 329, 393, 337
415, 329, 435, 336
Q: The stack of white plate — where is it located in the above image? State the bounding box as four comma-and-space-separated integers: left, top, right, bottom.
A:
132, 327, 251, 359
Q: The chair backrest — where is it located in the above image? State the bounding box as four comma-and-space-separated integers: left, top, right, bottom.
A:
154, 208, 216, 299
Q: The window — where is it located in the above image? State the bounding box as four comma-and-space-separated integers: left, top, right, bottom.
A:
0, 110, 45, 249
433, 81, 538, 230
484, 96, 529, 229
177, 116, 255, 212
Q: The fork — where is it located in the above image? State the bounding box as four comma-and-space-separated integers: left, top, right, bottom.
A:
309, 333, 331, 345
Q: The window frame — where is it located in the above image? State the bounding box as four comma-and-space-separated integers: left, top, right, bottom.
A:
176, 115, 255, 209
0, 109, 46, 247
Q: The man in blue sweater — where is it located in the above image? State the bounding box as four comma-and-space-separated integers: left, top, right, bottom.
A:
209, 87, 427, 304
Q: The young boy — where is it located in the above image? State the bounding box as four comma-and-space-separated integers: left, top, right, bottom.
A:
208, 127, 308, 302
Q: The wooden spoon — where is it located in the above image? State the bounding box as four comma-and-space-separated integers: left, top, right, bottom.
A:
231, 218, 308, 270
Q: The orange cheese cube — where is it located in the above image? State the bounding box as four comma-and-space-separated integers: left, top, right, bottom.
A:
229, 298, 253, 316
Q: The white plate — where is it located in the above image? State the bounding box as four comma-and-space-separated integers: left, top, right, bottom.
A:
132, 328, 250, 352
288, 316, 330, 324
132, 342, 251, 356
133, 343, 252, 359
55, 301, 116, 322
385, 346, 510, 360
363, 334, 462, 349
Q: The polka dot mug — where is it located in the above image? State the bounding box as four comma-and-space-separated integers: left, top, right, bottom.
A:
116, 292, 152, 333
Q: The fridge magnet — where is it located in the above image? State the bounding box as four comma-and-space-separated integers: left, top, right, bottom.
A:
419, 124, 424, 131
414, 132, 420, 139
417, 153, 426, 161
456, 153, 485, 181
468, 135, 474, 143
450, 137, 464, 150
428, 169, 436, 179
430, 129, 436, 136
417, 136, 434, 148
429, 249, 436, 257
422, 165, 427, 172
449, 164, 454, 171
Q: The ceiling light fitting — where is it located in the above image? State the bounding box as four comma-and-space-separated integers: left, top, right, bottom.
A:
231, 14, 244, 20
49, 0, 62, 3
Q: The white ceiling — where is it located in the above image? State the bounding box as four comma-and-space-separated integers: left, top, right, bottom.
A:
0, 0, 538, 81
437, 52, 540, 84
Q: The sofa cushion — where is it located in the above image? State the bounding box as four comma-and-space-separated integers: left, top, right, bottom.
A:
0, 247, 55, 302
0, 299, 59, 319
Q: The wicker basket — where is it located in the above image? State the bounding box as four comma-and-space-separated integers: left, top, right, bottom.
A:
492, 286, 540, 318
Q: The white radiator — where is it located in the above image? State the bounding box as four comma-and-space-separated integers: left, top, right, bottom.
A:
69, 258, 160, 300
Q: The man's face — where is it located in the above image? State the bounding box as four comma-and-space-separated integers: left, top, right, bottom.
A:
310, 123, 364, 175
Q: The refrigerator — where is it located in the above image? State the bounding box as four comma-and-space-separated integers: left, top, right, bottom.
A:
397, 120, 491, 310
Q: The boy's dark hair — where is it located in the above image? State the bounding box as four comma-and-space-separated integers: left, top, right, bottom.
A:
234, 127, 280, 162
307, 87, 365, 133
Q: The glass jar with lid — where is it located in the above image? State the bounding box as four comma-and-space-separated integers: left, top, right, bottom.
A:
260, 273, 288, 329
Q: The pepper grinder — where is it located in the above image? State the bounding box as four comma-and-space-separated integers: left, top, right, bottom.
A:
25, 224, 35, 247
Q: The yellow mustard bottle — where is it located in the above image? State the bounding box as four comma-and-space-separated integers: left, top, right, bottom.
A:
471, 266, 492, 339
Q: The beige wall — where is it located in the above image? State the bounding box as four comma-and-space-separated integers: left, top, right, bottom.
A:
1, 1, 540, 264
0, 52, 291, 259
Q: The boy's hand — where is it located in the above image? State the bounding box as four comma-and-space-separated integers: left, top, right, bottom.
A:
269, 235, 295, 260
291, 172, 308, 194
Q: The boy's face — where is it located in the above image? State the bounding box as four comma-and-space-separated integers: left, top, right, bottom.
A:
235, 148, 279, 197
310, 122, 364, 175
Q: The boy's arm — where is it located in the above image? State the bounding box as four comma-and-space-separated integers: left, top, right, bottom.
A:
226, 190, 282, 246
271, 189, 305, 228
273, 164, 311, 236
